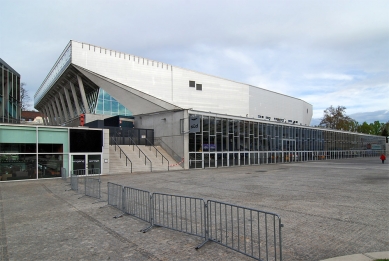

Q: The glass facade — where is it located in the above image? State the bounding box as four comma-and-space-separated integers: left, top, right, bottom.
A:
188, 114, 386, 169
95, 89, 132, 116
0, 59, 20, 124
0, 125, 103, 181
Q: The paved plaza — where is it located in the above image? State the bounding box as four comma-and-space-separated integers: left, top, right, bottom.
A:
0, 157, 388, 260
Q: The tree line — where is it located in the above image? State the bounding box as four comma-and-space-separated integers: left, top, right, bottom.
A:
319, 106, 389, 141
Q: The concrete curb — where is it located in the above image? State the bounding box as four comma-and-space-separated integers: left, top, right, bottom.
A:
321, 251, 389, 261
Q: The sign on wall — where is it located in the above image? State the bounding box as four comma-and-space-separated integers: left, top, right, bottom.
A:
189, 115, 200, 133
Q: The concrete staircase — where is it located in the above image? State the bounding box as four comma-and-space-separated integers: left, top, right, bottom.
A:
109, 145, 183, 174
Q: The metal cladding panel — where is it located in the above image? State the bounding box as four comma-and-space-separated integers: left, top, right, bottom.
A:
71, 41, 173, 103
249, 86, 313, 125
171, 68, 249, 116
69, 41, 311, 122
71, 41, 249, 115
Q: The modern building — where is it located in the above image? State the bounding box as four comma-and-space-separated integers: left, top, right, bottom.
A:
0, 123, 108, 181
32, 40, 386, 171
0, 58, 21, 124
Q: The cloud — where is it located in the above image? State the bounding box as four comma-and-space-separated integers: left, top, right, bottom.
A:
1, 0, 388, 117
304, 73, 354, 81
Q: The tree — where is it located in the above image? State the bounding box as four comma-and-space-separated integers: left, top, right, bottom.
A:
358, 121, 372, 134
348, 119, 360, 132
381, 121, 389, 143
369, 121, 382, 135
20, 83, 31, 111
319, 105, 354, 130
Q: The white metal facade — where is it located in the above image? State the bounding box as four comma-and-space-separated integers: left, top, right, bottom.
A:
35, 40, 312, 125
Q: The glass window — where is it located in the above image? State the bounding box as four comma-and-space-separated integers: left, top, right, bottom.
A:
103, 99, 111, 115
112, 100, 119, 114
39, 154, 63, 178
0, 154, 36, 181
103, 89, 111, 100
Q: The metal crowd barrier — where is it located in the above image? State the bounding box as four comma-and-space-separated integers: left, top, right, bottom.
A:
107, 182, 123, 209
144, 193, 206, 239
106, 182, 283, 260
70, 168, 101, 176
69, 173, 101, 200
71, 169, 86, 176
123, 186, 151, 223
85, 176, 101, 199
70, 174, 79, 192
205, 200, 283, 261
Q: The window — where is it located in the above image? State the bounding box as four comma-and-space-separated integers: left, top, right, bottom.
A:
189, 81, 195, 87
196, 84, 202, 91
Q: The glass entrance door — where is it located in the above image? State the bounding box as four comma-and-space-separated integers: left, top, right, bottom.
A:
87, 155, 101, 174
72, 155, 86, 175
70, 154, 102, 175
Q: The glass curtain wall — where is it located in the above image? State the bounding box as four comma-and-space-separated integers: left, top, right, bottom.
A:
0, 60, 20, 124
95, 89, 132, 116
0, 126, 69, 181
188, 114, 386, 169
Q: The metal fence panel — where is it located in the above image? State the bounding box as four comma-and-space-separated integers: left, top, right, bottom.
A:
85, 177, 101, 199
107, 182, 123, 210
207, 200, 282, 261
152, 193, 206, 238
70, 174, 78, 192
123, 186, 151, 222
61, 167, 67, 180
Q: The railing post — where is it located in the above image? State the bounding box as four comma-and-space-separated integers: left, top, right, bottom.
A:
196, 201, 209, 249
122, 186, 125, 212
279, 218, 283, 261
84, 176, 87, 196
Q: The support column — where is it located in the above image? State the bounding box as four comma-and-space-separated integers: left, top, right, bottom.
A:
45, 103, 55, 125
77, 75, 90, 113
64, 85, 75, 119
46, 105, 54, 125
54, 96, 64, 125
46, 104, 55, 126
50, 100, 59, 126
70, 82, 81, 115
58, 91, 69, 122
40, 107, 48, 125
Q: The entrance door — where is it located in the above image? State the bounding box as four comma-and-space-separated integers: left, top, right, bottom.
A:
72, 155, 86, 175
87, 155, 101, 174
70, 154, 102, 175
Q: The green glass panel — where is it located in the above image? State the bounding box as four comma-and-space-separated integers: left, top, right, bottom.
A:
112, 101, 118, 114
0, 126, 36, 143
38, 128, 68, 153
103, 89, 110, 100
96, 99, 103, 114
119, 104, 126, 115
103, 99, 111, 114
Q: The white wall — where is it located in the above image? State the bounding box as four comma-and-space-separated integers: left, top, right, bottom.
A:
249, 86, 313, 125
71, 41, 312, 125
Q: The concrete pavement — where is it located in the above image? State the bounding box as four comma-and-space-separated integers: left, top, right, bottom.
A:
0, 157, 388, 260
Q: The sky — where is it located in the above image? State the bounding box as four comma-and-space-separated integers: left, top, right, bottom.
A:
1, 0, 388, 124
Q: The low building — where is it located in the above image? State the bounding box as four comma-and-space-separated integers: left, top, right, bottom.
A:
29, 40, 385, 171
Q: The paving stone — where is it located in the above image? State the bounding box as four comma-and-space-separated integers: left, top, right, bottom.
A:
0, 157, 388, 260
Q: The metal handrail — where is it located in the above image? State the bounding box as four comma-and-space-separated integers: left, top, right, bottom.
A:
128, 136, 152, 172
111, 137, 133, 173
154, 137, 182, 163
145, 138, 169, 171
